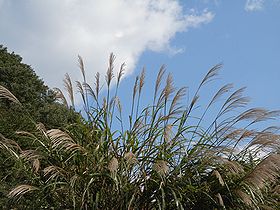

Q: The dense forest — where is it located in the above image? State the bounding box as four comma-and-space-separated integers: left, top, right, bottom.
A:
0, 45, 279, 209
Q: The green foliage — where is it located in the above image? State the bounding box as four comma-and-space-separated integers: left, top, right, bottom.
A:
0, 45, 81, 208
0, 53, 280, 209
0, 45, 78, 137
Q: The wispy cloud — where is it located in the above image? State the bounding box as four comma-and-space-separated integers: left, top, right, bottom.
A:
0, 0, 214, 89
245, 0, 264, 12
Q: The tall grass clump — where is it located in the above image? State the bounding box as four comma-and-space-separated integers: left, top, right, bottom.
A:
0, 54, 280, 209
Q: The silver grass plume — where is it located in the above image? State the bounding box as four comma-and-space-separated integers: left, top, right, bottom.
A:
8, 185, 38, 198
0, 85, 21, 105
154, 160, 169, 177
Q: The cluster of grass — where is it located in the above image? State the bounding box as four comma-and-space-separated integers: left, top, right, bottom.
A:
0, 54, 280, 209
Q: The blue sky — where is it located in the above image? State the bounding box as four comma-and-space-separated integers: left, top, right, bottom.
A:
0, 0, 279, 112
131, 0, 280, 111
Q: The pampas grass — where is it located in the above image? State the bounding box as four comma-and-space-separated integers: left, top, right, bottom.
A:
1, 54, 280, 209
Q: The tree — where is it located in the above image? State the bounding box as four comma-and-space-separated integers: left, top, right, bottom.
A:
0, 45, 78, 138
0, 45, 80, 208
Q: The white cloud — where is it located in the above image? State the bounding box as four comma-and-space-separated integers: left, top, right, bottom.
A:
0, 0, 214, 91
245, 0, 264, 11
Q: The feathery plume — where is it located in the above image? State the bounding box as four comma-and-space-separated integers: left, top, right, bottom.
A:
0, 133, 21, 158
209, 83, 233, 106
83, 82, 97, 101
63, 73, 74, 108
8, 185, 38, 198
249, 132, 280, 150
47, 129, 85, 154
235, 189, 252, 206
78, 55, 86, 81
133, 76, 139, 100
139, 67, 145, 95
115, 96, 122, 113
108, 157, 119, 174
0, 85, 21, 105
239, 108, 268, 121
212, 170, 225, 186
53, 87, 68, 108
43, 165, 65, 181
106, 53, 115, 87
33, 159, 40, 173
216, 193, 224, 207
220, 87, 249, 115
164, 73, 174, 101
164, 124, 173, 143
154, 160, 169, 176
76, 81, 86, 106
117, 63, 125, 85
224, 160, 244, 174
199, 63, 222, 88
244, 154, 280, 189
155, 65, 166, 99
20, 150, 41, 161
124, 151, 137, 165
169, 87, 187, 115
95, 72, 100, 99
16, 131, 36, 139
189, 95, 199, 112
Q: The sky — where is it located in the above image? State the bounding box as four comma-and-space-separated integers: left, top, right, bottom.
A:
0, 0, 280, 113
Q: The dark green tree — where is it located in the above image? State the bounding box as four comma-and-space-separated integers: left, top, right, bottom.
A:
0, 45, 80, 207
0, 45, 79, 137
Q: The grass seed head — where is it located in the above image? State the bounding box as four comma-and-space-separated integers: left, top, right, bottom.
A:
108, 157, 119, 174
154, 160, 169, 177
